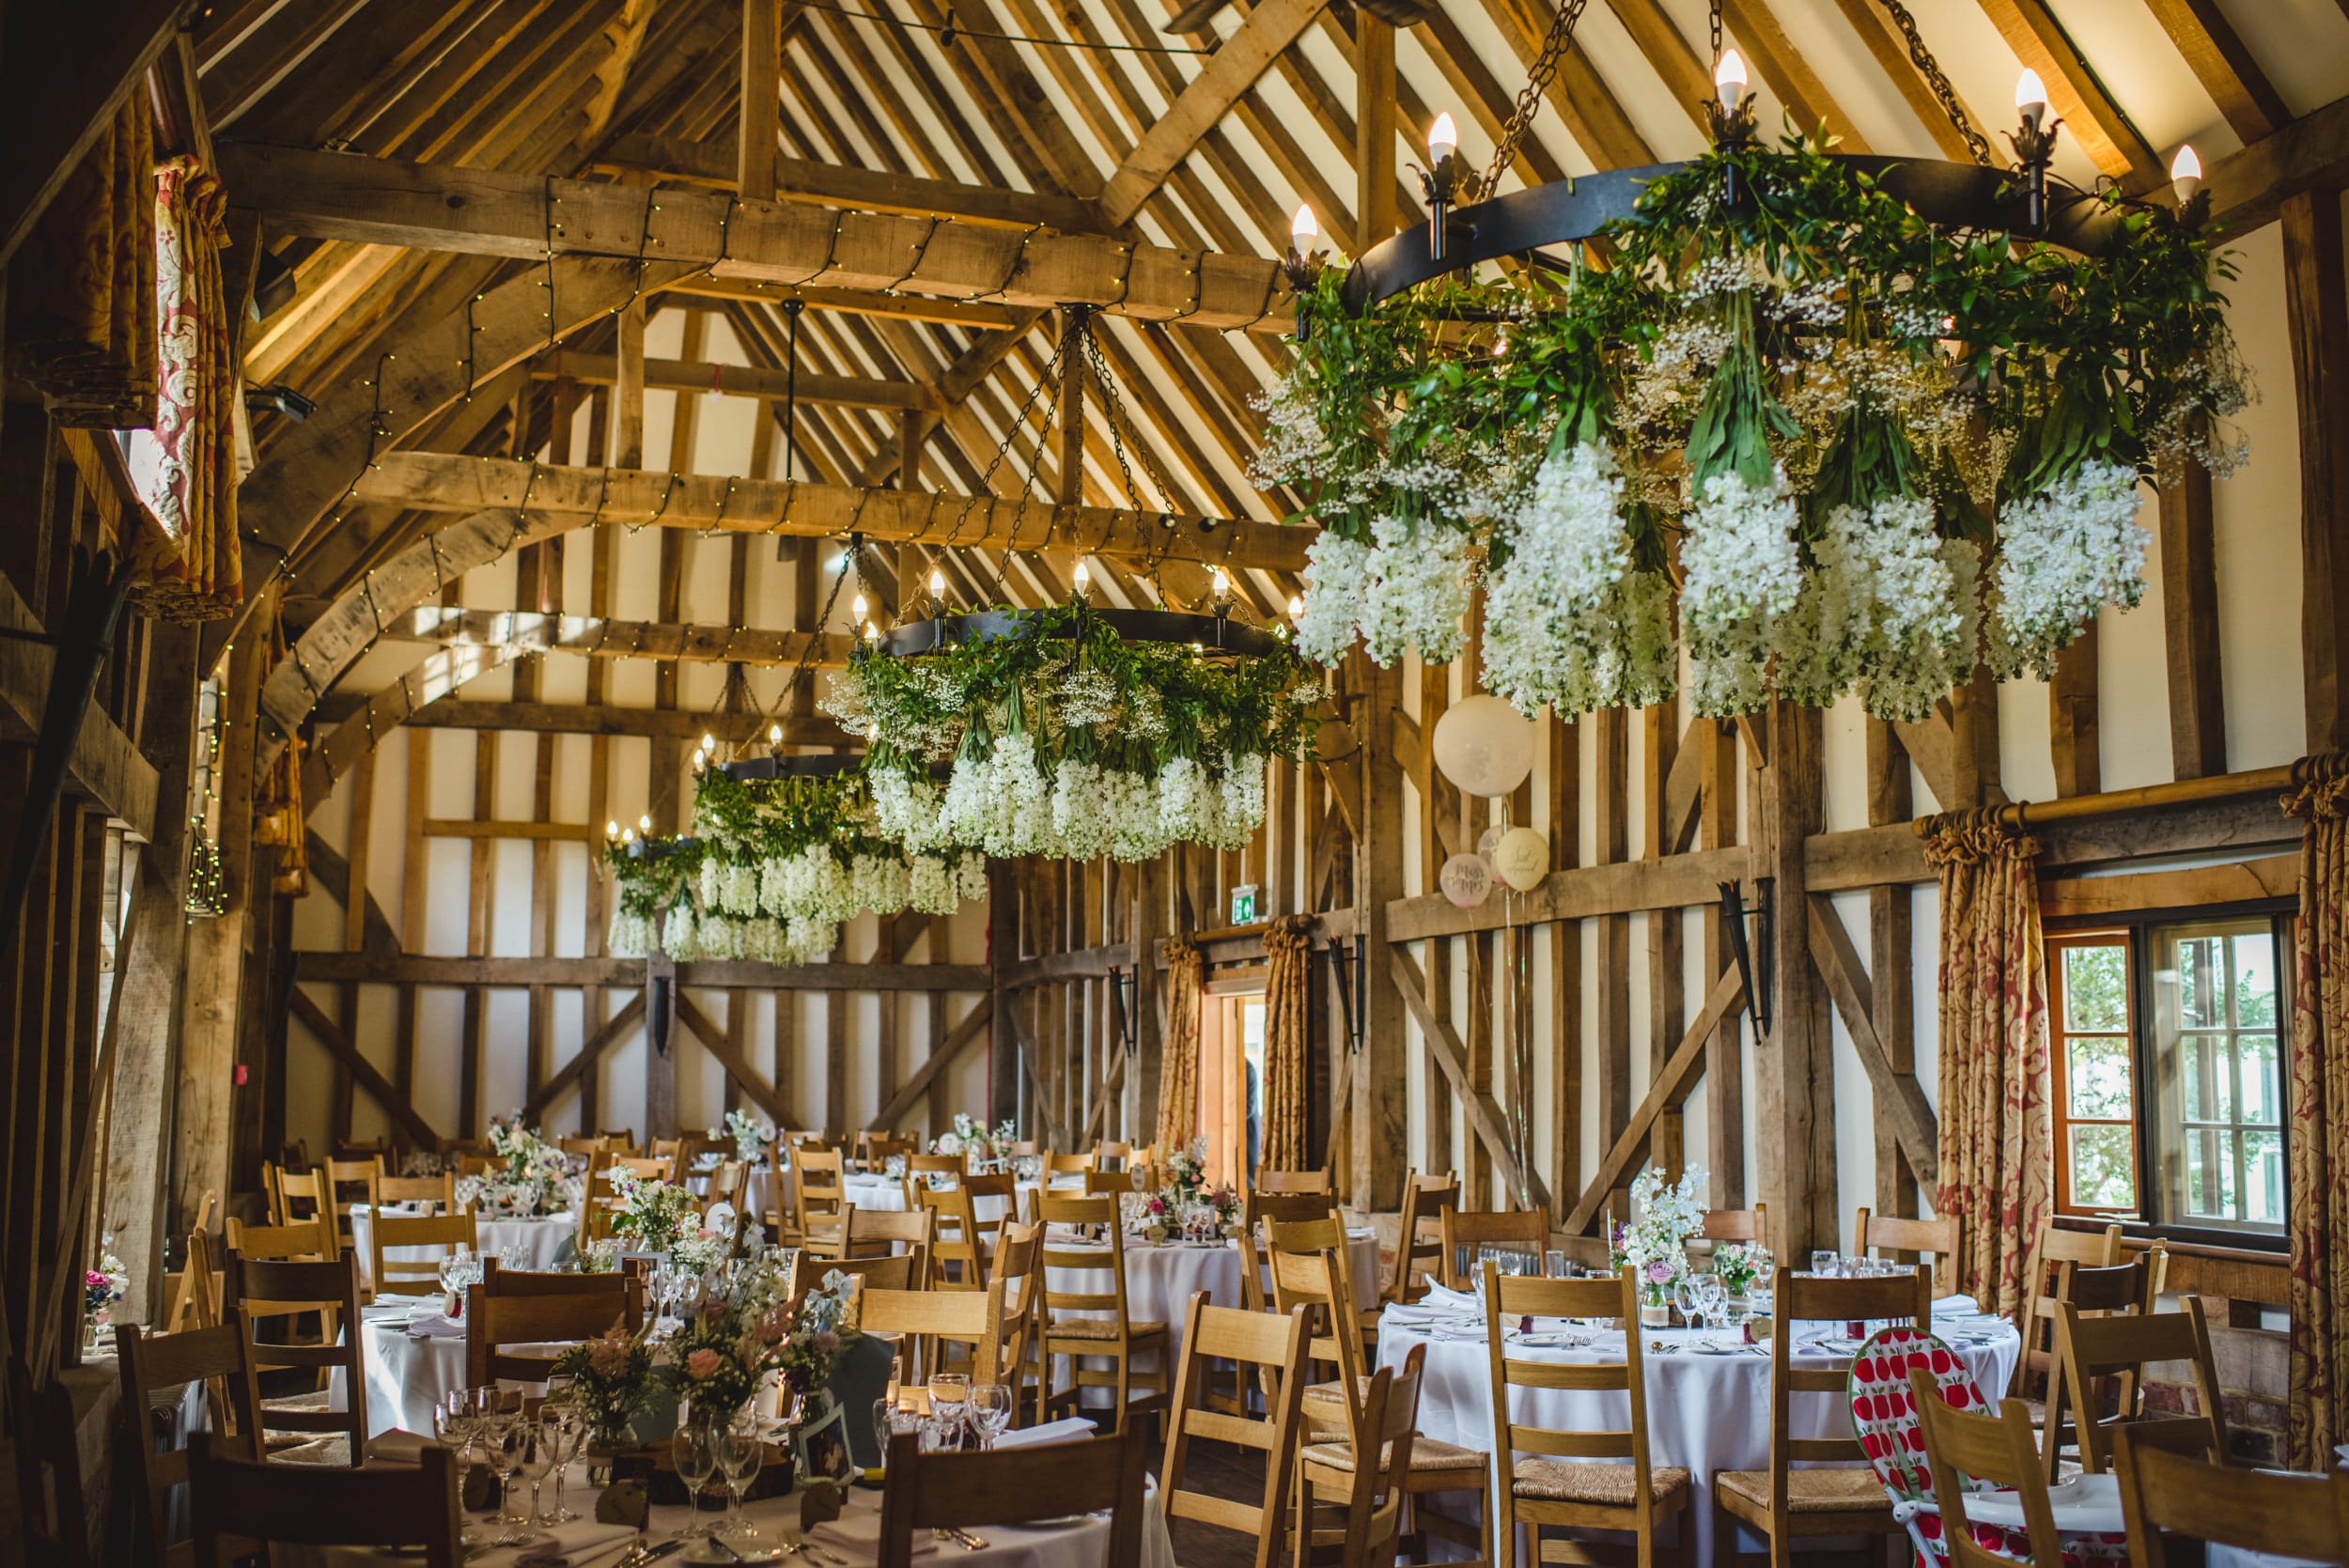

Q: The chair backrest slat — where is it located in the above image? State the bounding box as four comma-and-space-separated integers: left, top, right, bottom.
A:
2054, 1295, 2224, 1474
2114, 1428, 2349, 1564
190, 1434, 460, 1568
371, 1211, 479, 1296
1437, 1206, 1548, 1290
464, 1265, 644, 1389
1908, 1364, 2064, 1568
118, 1324, 258, 1568
224, 1252, 368, 1461
1386, 1172, 1457, 1306
879, 1429, 1149, 1568
1159, 1296, 1310, 1568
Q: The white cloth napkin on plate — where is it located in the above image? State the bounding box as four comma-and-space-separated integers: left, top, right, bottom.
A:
1415, 1283, 1483, 1318
992, 1417, 1097, 1450
407, 1311, 468, 1340
511, 1520, 639, 1567
808, 1506, 938, 1558
364, 1429, 431, 1466
1932, 1294, 1994, 1318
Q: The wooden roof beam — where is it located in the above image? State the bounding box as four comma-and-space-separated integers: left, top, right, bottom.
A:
589, 136, 1105, 234
375, 607, 858, 667
659, 276, 1025, 332
1827, 0, 1988, 164
2201, 89, 2349, 235
528, 350, 942, 413
214, 145, 1292, 330
1975, 0, 2161, 183
2141, 0, 2289, 143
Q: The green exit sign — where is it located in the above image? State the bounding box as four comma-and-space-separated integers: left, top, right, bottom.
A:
1231, 884, 1258, 924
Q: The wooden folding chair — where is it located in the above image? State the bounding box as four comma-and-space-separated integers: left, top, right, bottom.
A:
1710, 1268, 1931, 1567
1852, 1208, 1960, 1297
1092, 1140, 1132, 1171
1274, 1233, 1488, 1568
879, 1429, 1149, 1568
1298, 1348, 1431, 1568
117, 1322, 259, 1568
2030, 1252, 2163, 1478
1159, 1296, 1310, 1568
796, 1146, 850, 1257
2053, 1294, 2225, 1475
2113, 1428, 2349, 1566
377, 1171, 458, 1211
1436, 1207, 1548, 1289
916, 1182, 990, 1290
1383, 1172, 1457, 1309
370, 1210, 479, 1297
699, 1158, 750, 1220
163, 1225, 224, 1333
1698, 1203, 1766, 1244
189, 1433, 461, 1568
1907, 1364, 2068, 1568
863, 1280, 1005, 1388
907, 1153, 965, 1186
465, 1265, 645, 1389
1035, 1193, 1171, 1434
1043, 1152, 1092, 1177
791, 1250, 917, 1301
322, 1157, 383, 1256
556, 1135, 613, 1157
1084, 1168, 1141, 1195
1259, 1168, 1332, 1195
1483, 1265, 1691, 1567
224, 1253, 369, 1464
224, 1216, 337, 1265
1247, 1188, 1338, 1233
859, 1132, 918, 1171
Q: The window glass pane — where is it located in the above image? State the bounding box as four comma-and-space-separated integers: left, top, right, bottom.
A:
2151, 918, 2286, 1234
2061, 944, 2129, 1032
2068, 1124, 2138, 1211
2066, 1037, 2134, 1119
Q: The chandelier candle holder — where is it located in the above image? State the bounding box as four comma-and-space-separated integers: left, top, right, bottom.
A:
1258, 14, 2249, 726
821, 597, 1321, 864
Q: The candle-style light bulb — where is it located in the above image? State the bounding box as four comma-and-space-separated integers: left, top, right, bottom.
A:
928, 567, 945, 596
1290, 205, 1317, 248
2170, 143, 2202, 203
864, 620, 879, 641
1211, 567, 1231, 599
701, 732, 715, 753
1287, 594, 1304, 618
621, 827, 635, 844
1427, 112, 1457, 166
606, 820, 619, 839
638, 814, 651, 832
769, 722, 783, 744
1073, 560, 1091, 590
2015, 68, 2048, 130
851, 592, 868, 620
1714, 48, 1748, 108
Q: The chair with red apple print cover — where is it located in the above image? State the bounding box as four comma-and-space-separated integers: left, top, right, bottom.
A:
1848, 1326, 2128, 1567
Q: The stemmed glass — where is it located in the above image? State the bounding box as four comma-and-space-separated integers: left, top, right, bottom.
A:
1693, 1274, 1727, 1343
482, 1414, 532, 1545
432, 1396, 485, 1548
926, 1373, 970, 1450
520, 1411, 559, 1527
538, 1402, 581, 1523
673, 1416, 720, 1538
968, 1385, 1013, 1451
1674, 1275, 1707, 1342
714, 1413, 767, 1540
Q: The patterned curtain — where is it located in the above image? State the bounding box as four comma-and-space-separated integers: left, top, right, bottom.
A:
10, 96, 156, 428
2285, 769, 2349, 1469
1260, 916, 1314, 1173
1924, 813, 2052, 1321
128, 155, 242, 620
1154, 936, 1204, 1152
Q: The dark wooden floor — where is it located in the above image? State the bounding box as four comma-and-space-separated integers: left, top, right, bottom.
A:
1156, 1436, 1275, 1568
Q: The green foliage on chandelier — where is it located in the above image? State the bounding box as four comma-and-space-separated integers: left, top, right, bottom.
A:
692, 769, 891, 864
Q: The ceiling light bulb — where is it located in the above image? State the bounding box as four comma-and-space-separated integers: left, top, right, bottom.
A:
864, 620, 879, 640
701, 733, 715, 753
1074, 561, 1091, 589
1290, 205, 1317, 247
2170, 143, 2202, 203
1714, 48, 1748, 108
606, 820, 619, 838
639, 814, 651, 832
2015, 68, 2048, 128
851, 592, 868, 620
769, 722, 783, 744
1427, 112, 1457, 165
928, 567, 945, 596
1212, 567, 1230, 598
1287, 595, 1304, 618
621, 828, 635, 844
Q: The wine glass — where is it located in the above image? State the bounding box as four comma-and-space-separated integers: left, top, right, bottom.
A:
538, 1402, 580, 1523
673, 1418, 720, 1538
432, 1397, 485, 1548
1674, 1275, 1706, 1342
1694, 1274, 1727, 1343
714, 1413, 767, 1541
927, 1372, 969, 1449
520, 1409, 558, 1526
968, 1385, 1013, 1451
482, 1414, 531, 1544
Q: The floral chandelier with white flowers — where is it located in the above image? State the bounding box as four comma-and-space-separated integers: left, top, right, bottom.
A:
1258, 0, 2249, 722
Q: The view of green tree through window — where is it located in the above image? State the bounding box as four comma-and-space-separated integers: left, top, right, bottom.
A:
2048, 934, 2138, 1217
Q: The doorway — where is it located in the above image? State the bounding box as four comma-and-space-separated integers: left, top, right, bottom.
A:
1197, 989, 1266, 1189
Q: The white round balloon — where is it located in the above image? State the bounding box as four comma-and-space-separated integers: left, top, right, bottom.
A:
1492, 826, 1548, 892
1432, 694, 1536, 798
1476, 823, 1506, 863
1439, 852, 1493, 908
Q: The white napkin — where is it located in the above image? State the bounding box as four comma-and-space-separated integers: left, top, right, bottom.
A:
364, 1429, 431, 1467
511, 1520, 639, 1567
807, 1505, 938, 1558
1932, 1294, 1996, 1318
992, 1417, 1097, 1451
1415, 1283, 1483, 1318
407, 1311, 468, 1340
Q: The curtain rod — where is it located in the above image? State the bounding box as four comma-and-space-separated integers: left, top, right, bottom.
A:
1915, 753, 2346, 838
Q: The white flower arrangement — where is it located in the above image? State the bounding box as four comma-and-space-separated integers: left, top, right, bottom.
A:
1360, 513, 1473, 665
709, 1109, 774, 1164
1296, 532, 1374, 665
1986, 458, 2147, 679
1607, 1163, 1708, 1304
1680, 467, 1804, 718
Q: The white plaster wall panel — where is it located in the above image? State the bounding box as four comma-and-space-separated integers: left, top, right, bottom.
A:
2095, 516, 2173, 791
1998, 675, 2059, 806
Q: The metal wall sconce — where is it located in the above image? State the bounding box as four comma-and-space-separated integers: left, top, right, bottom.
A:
1717, 877, 1775, 1038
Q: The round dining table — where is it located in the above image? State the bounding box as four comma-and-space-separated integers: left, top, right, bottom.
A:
330, 1293, 513, 1438
346, 1204, 577, 1292
1374, 1289, 2021, 1565
278, 1433, 1176, 1568
840, 1172, 1082, 1225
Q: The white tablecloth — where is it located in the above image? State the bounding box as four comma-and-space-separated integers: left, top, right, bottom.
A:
843, 1175, 1085, 1227
1375, 1294, 2020, 1565
282, 1442, 1174, 1568
327, 1297, 568, 1439
347, 1205, 576, 1291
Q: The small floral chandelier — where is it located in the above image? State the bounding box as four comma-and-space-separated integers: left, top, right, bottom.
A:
1259, 0, 2249, 722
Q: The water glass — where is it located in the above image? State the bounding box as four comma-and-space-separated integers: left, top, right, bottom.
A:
483, 1415, 531, 1542
926, 1372, 969, 1448
673, 1419, 720, 1537
714, 1415, 766, 1540
539, 1402, 580, 1523
1545, 1250, 1567, 1280
520, 1411, 559, 1526
968, 1384, 1014, 1450
1811, 1250, 1839, 1278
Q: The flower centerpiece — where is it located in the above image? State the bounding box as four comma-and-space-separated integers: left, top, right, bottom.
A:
84, 1235, 127, 1329
1713, 1241, 1769, 1314
481, 1112, 568, 1217
670, 1246, 795, 1421
1128, 1140, 1237, 1239
606, 1166, 700, 1256
930, 1112, 1017, 1170
552, 1323, 656, 1453
1263, 123, 2249, 724
1608, 1164, 1707, 1327
711, 1109, 775, 1166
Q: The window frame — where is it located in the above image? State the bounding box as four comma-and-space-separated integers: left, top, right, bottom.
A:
2046, 928, 2141, 1221
2041, 898, 2294, 1253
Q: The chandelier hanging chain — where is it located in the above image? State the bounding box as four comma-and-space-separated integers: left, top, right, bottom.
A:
972, 315, 1079, 601
1471, 0, 1588, 203
1081, 321, 1172, 512
1707, 0, 1721, 58
1870, 0, 1995, 165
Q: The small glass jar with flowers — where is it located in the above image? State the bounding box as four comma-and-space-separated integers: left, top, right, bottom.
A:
551, 1323, 656, 1460
1712, 1240, 1770, 1320
1608, 1164, 1706, 1328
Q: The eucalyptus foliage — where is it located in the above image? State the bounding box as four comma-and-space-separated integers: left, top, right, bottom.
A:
1256, 129, 2249, 720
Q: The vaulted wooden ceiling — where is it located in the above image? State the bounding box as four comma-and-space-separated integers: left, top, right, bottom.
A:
198, 0, 2349, 714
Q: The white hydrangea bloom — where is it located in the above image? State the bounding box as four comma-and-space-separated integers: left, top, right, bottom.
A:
1361, 514, 1472, 666
1480, 442, 1641, 717
664, 902, 701, 960
1296, 532, 1372, 665
721, 862, 760, 917
1220, 753, 1268, 836
609, 908, 654, 957
909, 854, 958, 915
939, 751, 994, 847
743, 917, 783, 965
1157, 755, 1211, 843
1105, 767, 1166, 861
1987, 459, 2146, 678
1052, 757, 1114, 862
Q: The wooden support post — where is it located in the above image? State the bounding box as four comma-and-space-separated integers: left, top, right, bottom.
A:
1641, 705, 1682, 1083
739, 0, 780, 199
1352, 652, 1408, 1209
1592, 707, 1629, 1205
1355, 13, 1398, 245
2158, 458, 2224, 778
1697, 718, 1743, 1208
1950, 669, 2001, 809
2284, 187, 2349, 753
1756, 700, 1835, 1260
614, 297, 647, 471
2050, 629, 2101, 798
1864, 718, 1917, 1222
1548, 715, 1580, 1225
